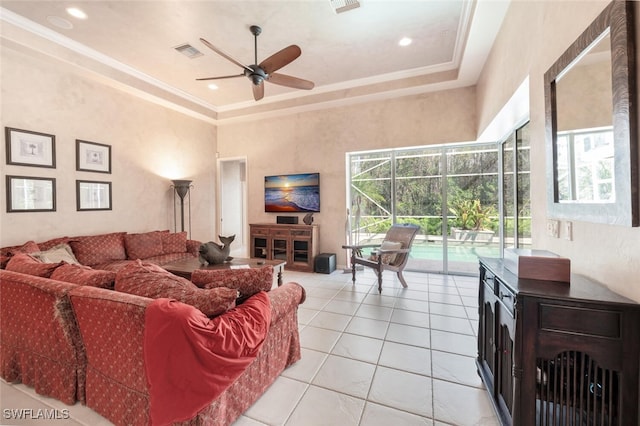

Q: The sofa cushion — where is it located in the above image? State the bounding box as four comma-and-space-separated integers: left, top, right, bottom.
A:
69, 232, 126, 266
191, 266, 274, 297
38, 236, 74, 251
5, 253, 63, 278
124, 231, 164, 260
115, 260, 237, 317
161, 232, 187, 254
51, 263, 116, 289
1, 241, 40, 268
32, 244, 80, 265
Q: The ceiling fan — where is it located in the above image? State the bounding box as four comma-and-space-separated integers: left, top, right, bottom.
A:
197, 25, 315, 101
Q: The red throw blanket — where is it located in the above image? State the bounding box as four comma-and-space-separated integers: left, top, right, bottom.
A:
144, 292, 271, 425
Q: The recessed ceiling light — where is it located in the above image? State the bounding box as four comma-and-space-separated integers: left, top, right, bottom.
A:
66, 7, 87, 19
207, 84, 219, 90
46, 15, 73, 29
399, 37, 412, 47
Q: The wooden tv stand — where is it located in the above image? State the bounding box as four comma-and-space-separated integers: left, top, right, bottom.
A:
249, 223, 318, 272
477, 257, 640, 425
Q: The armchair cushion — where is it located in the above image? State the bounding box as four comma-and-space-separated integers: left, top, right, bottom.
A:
115, 260, 237, 317
368, 241, 403, 265
191, 266, 273, 297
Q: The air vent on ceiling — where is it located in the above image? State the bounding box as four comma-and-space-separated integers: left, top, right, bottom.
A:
330, 0, 360, 14
174, 43, 203, 59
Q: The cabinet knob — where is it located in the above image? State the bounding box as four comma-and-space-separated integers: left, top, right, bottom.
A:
500, 291, 512, 300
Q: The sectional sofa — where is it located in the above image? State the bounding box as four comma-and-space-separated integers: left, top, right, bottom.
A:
0, 230, 305, 425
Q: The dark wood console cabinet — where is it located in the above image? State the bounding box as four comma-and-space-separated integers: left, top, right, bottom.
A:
249, 223, 318, 272
477, 257, 640, 426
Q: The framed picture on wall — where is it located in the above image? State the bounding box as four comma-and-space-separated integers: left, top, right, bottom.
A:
6, 175, 56, 212
5, 127, 56, 168
76, 180, 112, 211
76, 140, 111, 173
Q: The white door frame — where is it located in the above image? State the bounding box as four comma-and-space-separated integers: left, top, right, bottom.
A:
216, 156, 248, 257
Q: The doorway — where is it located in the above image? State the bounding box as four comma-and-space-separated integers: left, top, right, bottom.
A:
217, 157, 248, 257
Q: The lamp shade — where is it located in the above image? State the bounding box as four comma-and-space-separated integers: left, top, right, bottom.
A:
172, 180, 192, 200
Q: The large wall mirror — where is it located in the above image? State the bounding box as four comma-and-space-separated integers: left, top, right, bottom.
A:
545, 1, 638, 226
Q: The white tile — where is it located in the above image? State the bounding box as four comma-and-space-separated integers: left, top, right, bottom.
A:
299, 325, 341, 352
312, 355, 376, 398
301, 296, 331, 310
392, 298, 429, 313
432, 379, 499, 425
361, 402, 434, 425
244, 376, 307, 425
281, 348, 328, 382
362, 293, 397, 308
285, 385, 365, 426
307, 311, 352, 332
429, 302, 468, 318
385, 323, 430, 348
344, 316, 389, 340
390, 308, 429, 328
296, 307, 319, 325
331, 333, 384, 364
368, 366, 433, 418
355, 304, 393, 321
232, 415, 267, 425
428, 293, 463, 305
323, 299, 361, 316
378, 341, 431, 376
429, 314, 474, 335
430, 330, 477, 357
431, 350, 483, 388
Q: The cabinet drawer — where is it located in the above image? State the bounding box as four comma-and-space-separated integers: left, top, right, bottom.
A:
291, 230, 311, 237
251, 227, 269, 236
497, 281, 515, 316
482, 269, 497, 293
271, 229, 290, 237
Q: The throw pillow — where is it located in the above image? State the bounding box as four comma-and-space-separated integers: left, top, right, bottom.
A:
115, 260, 237, 317
69, 232, 127, 266
191, 266, 274, 297
373, 241, 403, 265
51, 263, 116, 289
124, 231, 164, 260
32, 243, 80, 264
38, 236, 74, 251
161, 232, 187, 254
5, 252, 63, 278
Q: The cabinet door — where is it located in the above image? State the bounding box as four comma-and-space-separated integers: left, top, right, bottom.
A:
290, 229, 313, 269
496, 300, 515, 418
250, 226, 270, 259
479, 284, 497, 387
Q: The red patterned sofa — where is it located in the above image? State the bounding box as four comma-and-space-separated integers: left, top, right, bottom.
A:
0, 232, 306, 425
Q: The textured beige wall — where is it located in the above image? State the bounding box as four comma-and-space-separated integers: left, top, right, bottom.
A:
0, 46, 218, 247
217, 87, 477, 265
477, 0, 640, 302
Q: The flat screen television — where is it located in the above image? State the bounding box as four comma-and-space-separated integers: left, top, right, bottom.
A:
265, 173, 320, 213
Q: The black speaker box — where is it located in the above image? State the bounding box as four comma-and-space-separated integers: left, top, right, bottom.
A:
277, 216, 298, 224
315, 253, 336, 274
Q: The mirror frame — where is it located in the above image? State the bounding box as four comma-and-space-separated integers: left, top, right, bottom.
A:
545, 0, 638, 226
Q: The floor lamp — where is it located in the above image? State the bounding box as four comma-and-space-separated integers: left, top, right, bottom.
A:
171, 180, 192, 236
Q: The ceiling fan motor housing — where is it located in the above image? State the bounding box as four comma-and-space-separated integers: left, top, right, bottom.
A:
246, 65, 267, 85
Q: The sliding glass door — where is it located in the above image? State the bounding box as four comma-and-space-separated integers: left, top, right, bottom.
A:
346, 122, 530, 275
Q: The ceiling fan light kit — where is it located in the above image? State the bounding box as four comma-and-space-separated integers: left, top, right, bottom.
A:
197, 25, 314, 101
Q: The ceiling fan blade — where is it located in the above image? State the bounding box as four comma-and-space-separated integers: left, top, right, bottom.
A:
253, 83, 264, 101
259, 45, 301, 74
200, 38, 252, 72
267, 73, 315, 90
196, 74, 244, 81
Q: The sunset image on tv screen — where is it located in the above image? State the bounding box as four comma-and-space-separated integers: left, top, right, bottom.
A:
265, 173, 320, 212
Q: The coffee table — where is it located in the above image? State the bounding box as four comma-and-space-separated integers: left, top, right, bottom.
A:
163, 257, 287, 286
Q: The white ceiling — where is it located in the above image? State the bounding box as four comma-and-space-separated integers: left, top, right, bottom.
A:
0, 1, 510, 123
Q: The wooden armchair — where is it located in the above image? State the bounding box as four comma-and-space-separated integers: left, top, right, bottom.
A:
342, 223, 420, 293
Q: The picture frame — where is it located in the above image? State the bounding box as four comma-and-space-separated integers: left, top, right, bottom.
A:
76, 140, 111, 173
76, 180, 112, 211
6, 175, 56, 212
5, 127, 56, 168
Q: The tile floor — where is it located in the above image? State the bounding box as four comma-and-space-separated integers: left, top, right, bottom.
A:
0, 268, 499, 426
